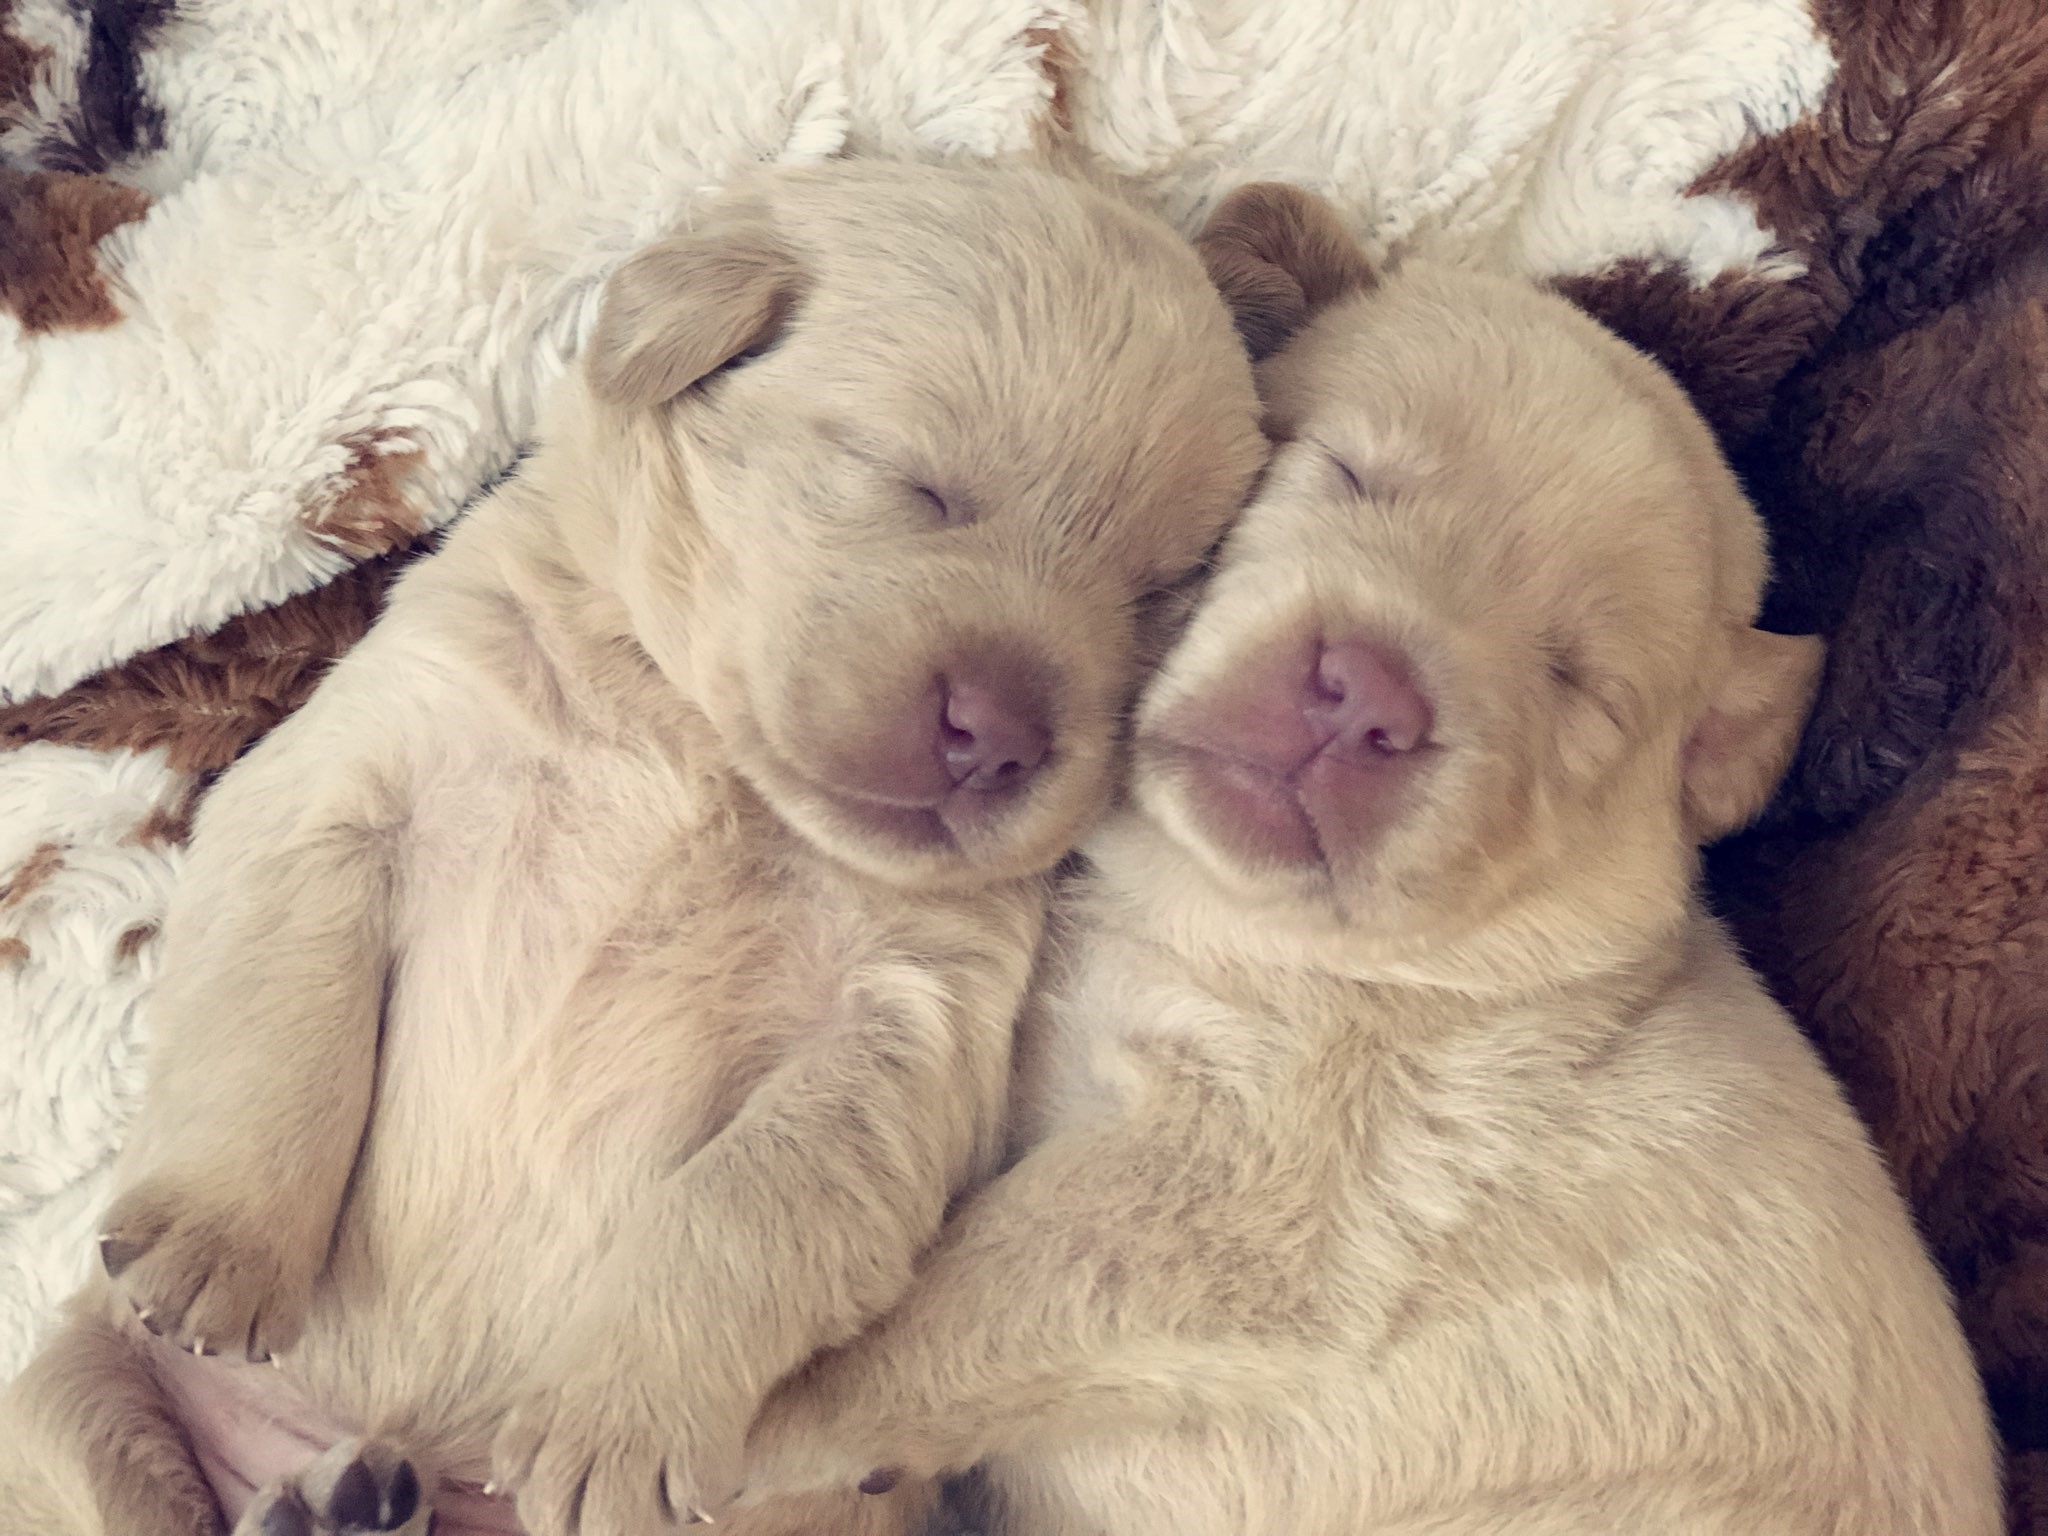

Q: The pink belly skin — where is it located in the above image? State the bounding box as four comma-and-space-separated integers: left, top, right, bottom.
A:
149, 1340, 526, 1534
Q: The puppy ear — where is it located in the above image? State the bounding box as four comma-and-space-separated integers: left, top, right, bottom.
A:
1193, 182, 1375, 361
1682, 627, 1824, 842
585, 214, 805, 408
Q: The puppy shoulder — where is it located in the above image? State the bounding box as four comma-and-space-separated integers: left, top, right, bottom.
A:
1587, 918, 1859, 1154
1588, 917, 1937, 1284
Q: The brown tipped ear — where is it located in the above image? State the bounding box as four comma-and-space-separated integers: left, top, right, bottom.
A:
585, 214, 805, 408
1682, 628, 1825, 842
1193, 182, 1375, 361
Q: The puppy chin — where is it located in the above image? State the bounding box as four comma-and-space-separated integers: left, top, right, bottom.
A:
1131, 745, 1336, 912
1140, 740, 1321, 870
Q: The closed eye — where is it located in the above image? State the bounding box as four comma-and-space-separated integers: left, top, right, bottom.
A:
1546, 643, 1630, 733
1545, 644, 1584, 692
912, 484, 974, 528
1323, 449, 1366, 498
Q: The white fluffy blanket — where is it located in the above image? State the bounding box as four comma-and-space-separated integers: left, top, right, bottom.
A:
0, 0, 1834, 1378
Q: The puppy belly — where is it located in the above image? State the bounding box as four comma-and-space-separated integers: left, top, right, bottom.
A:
152, 1339, 341, 1517
151, 1340, 526, 1535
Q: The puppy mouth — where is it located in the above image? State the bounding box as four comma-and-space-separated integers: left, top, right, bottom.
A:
784, 755, 1065, 859
821, 785, 958, 851
1137, 725, 1433, 892
1137, 735, 1336, 877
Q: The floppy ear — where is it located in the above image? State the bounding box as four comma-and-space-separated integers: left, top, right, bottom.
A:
585, 213, 805, 408
1682, 627, 1825, 842
1193, 182, 1376, 361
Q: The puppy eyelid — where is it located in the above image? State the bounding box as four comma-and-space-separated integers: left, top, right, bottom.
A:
912, 484, 974, 528
1321, 447, 1366, 498
1549, 647, 1629, 733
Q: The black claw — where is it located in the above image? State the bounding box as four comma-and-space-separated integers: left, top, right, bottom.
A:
860, 1468, 903, 1496
260, 1491, 315, 1536
99, 1234, 144, 1278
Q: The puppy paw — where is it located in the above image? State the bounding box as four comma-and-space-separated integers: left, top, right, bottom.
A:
303, 1440, 422, 1532
237, 1484, 319, 1536
234, 1439, 423, 1535
494, 1372, 743, 1535
99, 1178, 320, 1362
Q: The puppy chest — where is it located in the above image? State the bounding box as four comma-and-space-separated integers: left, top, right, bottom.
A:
387, 750, 983, 1111
389, 743, 704, 1045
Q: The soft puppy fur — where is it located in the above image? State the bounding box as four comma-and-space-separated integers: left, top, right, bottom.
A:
734, 184, 2004, 1535
0, 160, 1267, 1536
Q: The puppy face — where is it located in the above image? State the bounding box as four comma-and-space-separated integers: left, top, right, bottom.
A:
1130, 185, 1821, 985
583, 162, 1267, 889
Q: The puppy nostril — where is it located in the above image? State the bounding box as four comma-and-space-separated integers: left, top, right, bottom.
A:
940, 679, 1051, 793
1305, 640, 1433, 758
941, 721, 984, 782
1311, 653, 1350, 707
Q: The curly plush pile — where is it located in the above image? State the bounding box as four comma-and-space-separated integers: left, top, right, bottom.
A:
3, 0, 2044, 1527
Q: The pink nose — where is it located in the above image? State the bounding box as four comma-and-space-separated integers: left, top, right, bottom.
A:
942, 679, 1050, 794
1138, 632, 1435, 871
1302, 640, 1432, 758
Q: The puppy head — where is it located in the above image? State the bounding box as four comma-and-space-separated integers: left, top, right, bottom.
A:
581, 161, 1266, 890
1128, 184, 1821, 987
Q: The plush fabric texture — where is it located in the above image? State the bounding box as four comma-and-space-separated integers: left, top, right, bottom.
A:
1, 0, 2042, 1525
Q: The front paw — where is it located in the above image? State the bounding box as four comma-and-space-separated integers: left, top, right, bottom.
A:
99, 1177, 320, 1362
233, 1438, 422, 1536
493, 1370, 744, 1536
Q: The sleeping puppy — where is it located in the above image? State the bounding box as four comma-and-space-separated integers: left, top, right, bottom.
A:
0, 161, 1267, 1536
732, 184, 2005, 1535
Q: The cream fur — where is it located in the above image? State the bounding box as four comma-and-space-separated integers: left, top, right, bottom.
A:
1, 0, 1850, 1386
736, 189, 2002, 1535
0, 160, 1266, 1536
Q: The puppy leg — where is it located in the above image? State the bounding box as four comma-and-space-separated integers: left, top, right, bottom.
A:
234, 1440, 423, 1536
740, 1109, 1295, 1502
0, 1288, 222, 1536
99, 712, 406, 1363
493, 946, 1031, 1536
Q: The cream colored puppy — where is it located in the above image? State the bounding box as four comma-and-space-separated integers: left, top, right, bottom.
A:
0, 161, 1267, 1536
735, 185, 2004, 1535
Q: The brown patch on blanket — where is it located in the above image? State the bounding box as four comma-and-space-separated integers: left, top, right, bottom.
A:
1023, 23, 1077, 148
305, 432, 431, 558
0, 543, 430, 776
0, 166, 149, 331
113, 921, 156, 962
1552, 262, 1825, 448
123, 778, 203, 849
1702, 0, 2048, 320
1, 842, 66, 907
0, 935, 27, 969
1713, 674, 2048, 1487
0, 0, 51, 126
36, 0, 175, 174
2017, 1451, 2048, 1536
